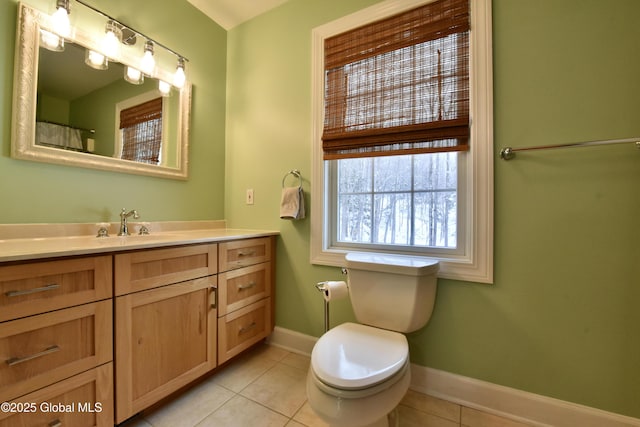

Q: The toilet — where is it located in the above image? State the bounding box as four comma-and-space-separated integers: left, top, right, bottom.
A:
306, 252, 439, 427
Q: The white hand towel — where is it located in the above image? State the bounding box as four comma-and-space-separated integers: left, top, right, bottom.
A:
280, 186, 305, 220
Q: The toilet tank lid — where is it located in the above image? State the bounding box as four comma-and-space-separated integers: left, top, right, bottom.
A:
345, 252, 439, 276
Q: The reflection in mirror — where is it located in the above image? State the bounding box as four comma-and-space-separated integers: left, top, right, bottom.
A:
37, 42, 179, 167
11, 3, 191, 179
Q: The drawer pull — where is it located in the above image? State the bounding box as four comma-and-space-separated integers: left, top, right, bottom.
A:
5, 283, 60, 297
6, 345, 60, 367
237, 249, 256, 257
49, 419, 62, 427
238, 322, 257, 335
211, 287, 217, 309
237, 282, 256, 291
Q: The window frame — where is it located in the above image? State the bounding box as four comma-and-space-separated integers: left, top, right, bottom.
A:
310, 0, 494, 283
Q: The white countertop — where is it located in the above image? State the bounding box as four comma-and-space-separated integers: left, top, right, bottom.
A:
0, 221, 278, 262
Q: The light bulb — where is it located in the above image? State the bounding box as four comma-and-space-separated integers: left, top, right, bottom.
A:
103, 21, 121, 59
85, 49, 108, 70
140, 40, 155, 75
51, 3, 70, 38
125, 66, 144, 85
158, 80, 171, 96
40, 29, 64, 52
173, 58, 186, 89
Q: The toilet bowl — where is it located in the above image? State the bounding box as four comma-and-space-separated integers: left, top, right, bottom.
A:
306, 253, 439, 427
306, 322, 410, 427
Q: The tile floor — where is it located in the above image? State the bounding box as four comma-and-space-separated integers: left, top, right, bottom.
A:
120, 343, 532, 427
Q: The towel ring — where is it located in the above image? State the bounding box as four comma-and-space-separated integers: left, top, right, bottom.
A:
282, 169, 302, 188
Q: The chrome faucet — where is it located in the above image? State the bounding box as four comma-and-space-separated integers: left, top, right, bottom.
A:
118, 208, 140, 236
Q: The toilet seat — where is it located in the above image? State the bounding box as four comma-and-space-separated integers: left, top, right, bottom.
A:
311, 322, 409, 391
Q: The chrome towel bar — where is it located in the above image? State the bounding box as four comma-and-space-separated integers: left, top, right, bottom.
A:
500, 137, 640, 160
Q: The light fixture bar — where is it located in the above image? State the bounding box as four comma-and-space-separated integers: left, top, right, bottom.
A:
73, 0, 189, 63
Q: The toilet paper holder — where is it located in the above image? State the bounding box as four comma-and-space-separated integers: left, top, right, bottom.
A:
315, 268, 347, 333
315, 281, 331, 333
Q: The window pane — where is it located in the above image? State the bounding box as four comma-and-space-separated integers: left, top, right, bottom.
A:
414, 152, 457, 190
337, 157, 371, 193
373, 193, 410, 244
374, 156, 412, 192
413, 191, 457, 248
334, 152, 458, 250
337, 194, 371, 243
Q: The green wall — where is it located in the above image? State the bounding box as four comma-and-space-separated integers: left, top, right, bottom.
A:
225, 0, 640, 419
0, 0, 227, 223
1, 0, 639, 421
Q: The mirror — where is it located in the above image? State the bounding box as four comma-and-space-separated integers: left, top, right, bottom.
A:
11, 4, 191, 179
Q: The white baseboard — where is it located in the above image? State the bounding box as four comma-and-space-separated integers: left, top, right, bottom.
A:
267, 326, 318, 355
268, 327, 640, 427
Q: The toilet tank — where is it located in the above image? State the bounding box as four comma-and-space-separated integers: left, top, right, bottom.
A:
345, 253, 439, 333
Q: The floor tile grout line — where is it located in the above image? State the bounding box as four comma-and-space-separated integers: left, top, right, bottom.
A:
193, 355, 302, 426
134, 344, 526, 427
236, 357, 310, 422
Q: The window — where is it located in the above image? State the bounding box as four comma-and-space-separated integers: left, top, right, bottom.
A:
119, 97, 163, 165
311, 0, 493, 283
332, 152, 463, 253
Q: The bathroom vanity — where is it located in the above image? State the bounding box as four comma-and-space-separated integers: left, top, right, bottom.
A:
0, 223, 277, 426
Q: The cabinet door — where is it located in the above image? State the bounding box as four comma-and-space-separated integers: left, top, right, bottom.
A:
115, 276, 217, 423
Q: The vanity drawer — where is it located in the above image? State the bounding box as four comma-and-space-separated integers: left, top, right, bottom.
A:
218, 262, 271, 316
0, 300, 112, 403
115, 243, 217, 295
0, 362, 113, 427
218, 298, 271, 363
219, 237, 272, 272
0, 255, 112, 322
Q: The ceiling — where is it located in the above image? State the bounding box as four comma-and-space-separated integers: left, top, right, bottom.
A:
186, 0, 291, 30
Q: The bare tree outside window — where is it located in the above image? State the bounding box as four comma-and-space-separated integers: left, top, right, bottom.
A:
336, 152, 457, 248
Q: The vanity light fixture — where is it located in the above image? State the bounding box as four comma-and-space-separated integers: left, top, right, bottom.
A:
124, 66, 144, 85
40, 0, 70, 52
103, 20, 122, 59
140, 40, 155, 75
40, 29, 65, 52
51, 0, 71, 39
173, 57, 186, 89
48, 0, 189, 89
85, 49, 108, 70
158, 80, 172, 96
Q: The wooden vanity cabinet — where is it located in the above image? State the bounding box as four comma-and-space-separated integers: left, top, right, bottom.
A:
114, 244, 218, 424
0, 255, 114, 426
1, 234, 275, 425
218, 237, 275, 363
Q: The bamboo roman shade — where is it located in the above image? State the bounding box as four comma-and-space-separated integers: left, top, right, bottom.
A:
120, 97, 163, 165
322, 0, 470, 160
